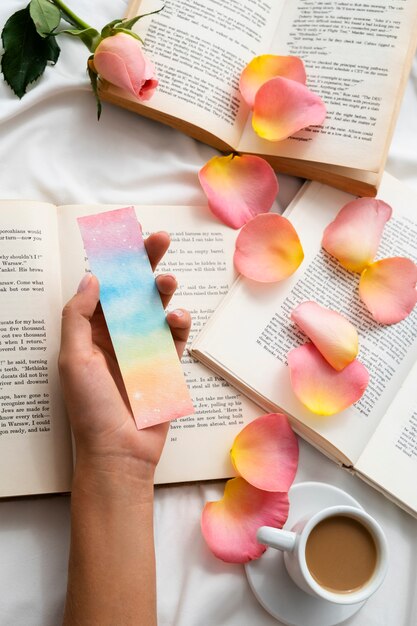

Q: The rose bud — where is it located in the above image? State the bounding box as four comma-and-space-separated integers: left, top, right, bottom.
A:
93, 33, 158, 100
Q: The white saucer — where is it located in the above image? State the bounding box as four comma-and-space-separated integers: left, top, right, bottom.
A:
245, 481, 366, 626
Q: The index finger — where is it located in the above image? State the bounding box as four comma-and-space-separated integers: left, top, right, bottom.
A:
59, 274, 100, 361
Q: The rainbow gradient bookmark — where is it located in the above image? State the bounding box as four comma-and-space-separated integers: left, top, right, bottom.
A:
77, 207, 194, 429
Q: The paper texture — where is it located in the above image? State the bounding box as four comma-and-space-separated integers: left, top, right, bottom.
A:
125, 0, 417, 173
78, 207, 194, 429
355, 360, 417, 514
192, 173, 417, 472
0, 201, 72, 496
239, 0, 417, 171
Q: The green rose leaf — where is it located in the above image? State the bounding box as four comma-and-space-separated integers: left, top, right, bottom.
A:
59, 27, 102, 52
29, 0, 61, 37
45, 33, 60, 64
1, 5, 61, 98
121, 4, 165, 31
101, 19, 124, 38
111, 28, 143, 43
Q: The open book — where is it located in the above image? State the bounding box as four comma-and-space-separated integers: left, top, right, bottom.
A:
191, 173, 417, 517
0, 201, 264, 498
98, 0, 417, 197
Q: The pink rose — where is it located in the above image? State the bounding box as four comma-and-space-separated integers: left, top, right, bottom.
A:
94, 33, 158, 101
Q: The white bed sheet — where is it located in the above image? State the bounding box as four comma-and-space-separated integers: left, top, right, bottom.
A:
0, 2, 416, 624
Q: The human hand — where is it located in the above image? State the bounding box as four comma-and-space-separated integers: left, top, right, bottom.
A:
59, 231, 191, 483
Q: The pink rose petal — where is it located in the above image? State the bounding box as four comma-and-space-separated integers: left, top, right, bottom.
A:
359, 257, 417, 324
198, 154, 279, 229
230, 413, 298, 492
201, 477, 289, 563
291, 301, 359, 371
234, 213, 304, 282
322, 198, 393, 273
252, 77, 326, 142
240, 55, 306, 109
288, 343, 369, 416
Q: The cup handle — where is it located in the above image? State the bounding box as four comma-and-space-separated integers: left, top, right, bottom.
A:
257, 526, 296, 552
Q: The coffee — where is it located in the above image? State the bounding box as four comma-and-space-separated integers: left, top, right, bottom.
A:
305, 514, 378, 593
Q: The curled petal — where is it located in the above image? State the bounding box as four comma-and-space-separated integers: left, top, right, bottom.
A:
322, 198, 392, 273
201, 478, 289, 563
234, 213, 304, 282
252, 77, 326, 142
198, 154, 278, 229
288, 343, 369, 416
240, 55, 306, 108
230, 413, 298, 492
291, 301, 358, 371
359, 257, 417, 324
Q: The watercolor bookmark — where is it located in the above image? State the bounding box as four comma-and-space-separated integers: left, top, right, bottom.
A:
78, 207, 194, 429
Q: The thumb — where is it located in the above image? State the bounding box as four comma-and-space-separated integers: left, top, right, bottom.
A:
60, 274, 100, 358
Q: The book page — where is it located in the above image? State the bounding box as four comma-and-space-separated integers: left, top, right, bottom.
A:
238, 0, 417, 171
57, 204, 262, 484
193, 174, 417, 465
355, 360, 417, 515
0, 202, 73, 496
117, 0, 285, 147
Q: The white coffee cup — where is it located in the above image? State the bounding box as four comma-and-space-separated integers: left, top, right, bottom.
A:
257, 505, 388, 605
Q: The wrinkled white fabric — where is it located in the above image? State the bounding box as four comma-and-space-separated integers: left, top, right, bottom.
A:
0, 2, 416, 624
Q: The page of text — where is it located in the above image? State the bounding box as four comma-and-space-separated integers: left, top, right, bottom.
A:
57, 204, 262, 484
356, 360, 417, 514
0, 202, 72, 496
238, 0, 417, 171
124, 0, 284, 146
195, 174, 417, 464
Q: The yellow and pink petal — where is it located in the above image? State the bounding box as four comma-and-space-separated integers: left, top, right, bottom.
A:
322, 198, 393, 273
201, 477, 289, 563
252, 77, 326, 142
288, 343, 369, 416
291, 301, 358, 371
240, 55, 306, 109
234, 213, 304, 282
359, 257, 417, 324
198, 154, 278, 229
230, 413, 298, 492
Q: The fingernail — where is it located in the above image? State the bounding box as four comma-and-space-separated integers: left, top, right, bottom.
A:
172, 309, 184, 317
157, 273, 176, 281
77, 273, 92, 293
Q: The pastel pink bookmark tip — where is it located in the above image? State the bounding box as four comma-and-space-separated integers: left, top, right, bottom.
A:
291, 301, 359, 370
234, 213, 304, 282
201, 477, 289, 563
359, 257, 417, 324
288, 343, 369, 416
252, 77, 326, 142
230, 413, 298, 492
198, 154, 278, 229
239, 55, 306, 109
322, 197, 393, 273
